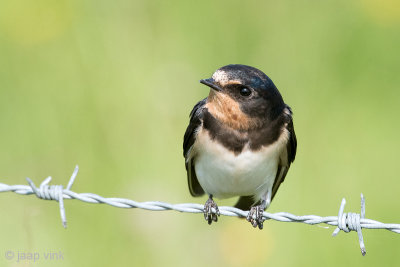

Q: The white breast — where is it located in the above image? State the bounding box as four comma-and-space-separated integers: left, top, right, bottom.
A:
192, 128, 288, 200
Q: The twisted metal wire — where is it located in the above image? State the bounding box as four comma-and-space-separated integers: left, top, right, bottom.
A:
0, 166, 399, 256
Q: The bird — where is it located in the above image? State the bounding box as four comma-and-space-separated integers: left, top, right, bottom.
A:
183, 64, 297, 229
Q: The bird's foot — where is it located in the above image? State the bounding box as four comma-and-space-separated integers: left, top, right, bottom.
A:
204, 196, 220, 225
247, 205, 265, 229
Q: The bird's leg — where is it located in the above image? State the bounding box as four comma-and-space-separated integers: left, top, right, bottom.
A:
203, 195, 220, 225
247, 191, 271, 230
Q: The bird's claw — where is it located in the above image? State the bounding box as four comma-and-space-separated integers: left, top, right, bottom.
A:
247, 205, 265, 229
204, 197, 220, 225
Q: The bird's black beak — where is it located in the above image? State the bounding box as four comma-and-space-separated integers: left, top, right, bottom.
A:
200, 78, 222, 92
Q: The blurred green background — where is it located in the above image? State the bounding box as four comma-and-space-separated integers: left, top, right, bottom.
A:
0, 0, 399, 266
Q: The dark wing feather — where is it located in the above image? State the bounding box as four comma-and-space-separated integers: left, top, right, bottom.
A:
183, 98, 207, 197
271, 107, 297, 201
234, 196, 260, 211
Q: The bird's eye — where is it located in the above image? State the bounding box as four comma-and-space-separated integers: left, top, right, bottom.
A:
239, 87, 251, 97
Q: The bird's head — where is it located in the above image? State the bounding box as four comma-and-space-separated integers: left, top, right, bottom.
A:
200, 64, 285, 129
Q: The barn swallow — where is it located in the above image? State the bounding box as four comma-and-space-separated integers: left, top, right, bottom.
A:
183, 64, 297, 229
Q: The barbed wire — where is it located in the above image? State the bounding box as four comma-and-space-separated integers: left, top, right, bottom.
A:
0, 166, 399, 256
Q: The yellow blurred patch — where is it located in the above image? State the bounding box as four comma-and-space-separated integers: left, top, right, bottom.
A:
0, 0, 72, 45
360, 0, 400, 25
218, 219, 274, 266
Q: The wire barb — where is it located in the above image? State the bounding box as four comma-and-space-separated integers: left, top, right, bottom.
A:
25, 165, 79, 228
332, 194, 366, 256
0, 166, 399, 255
